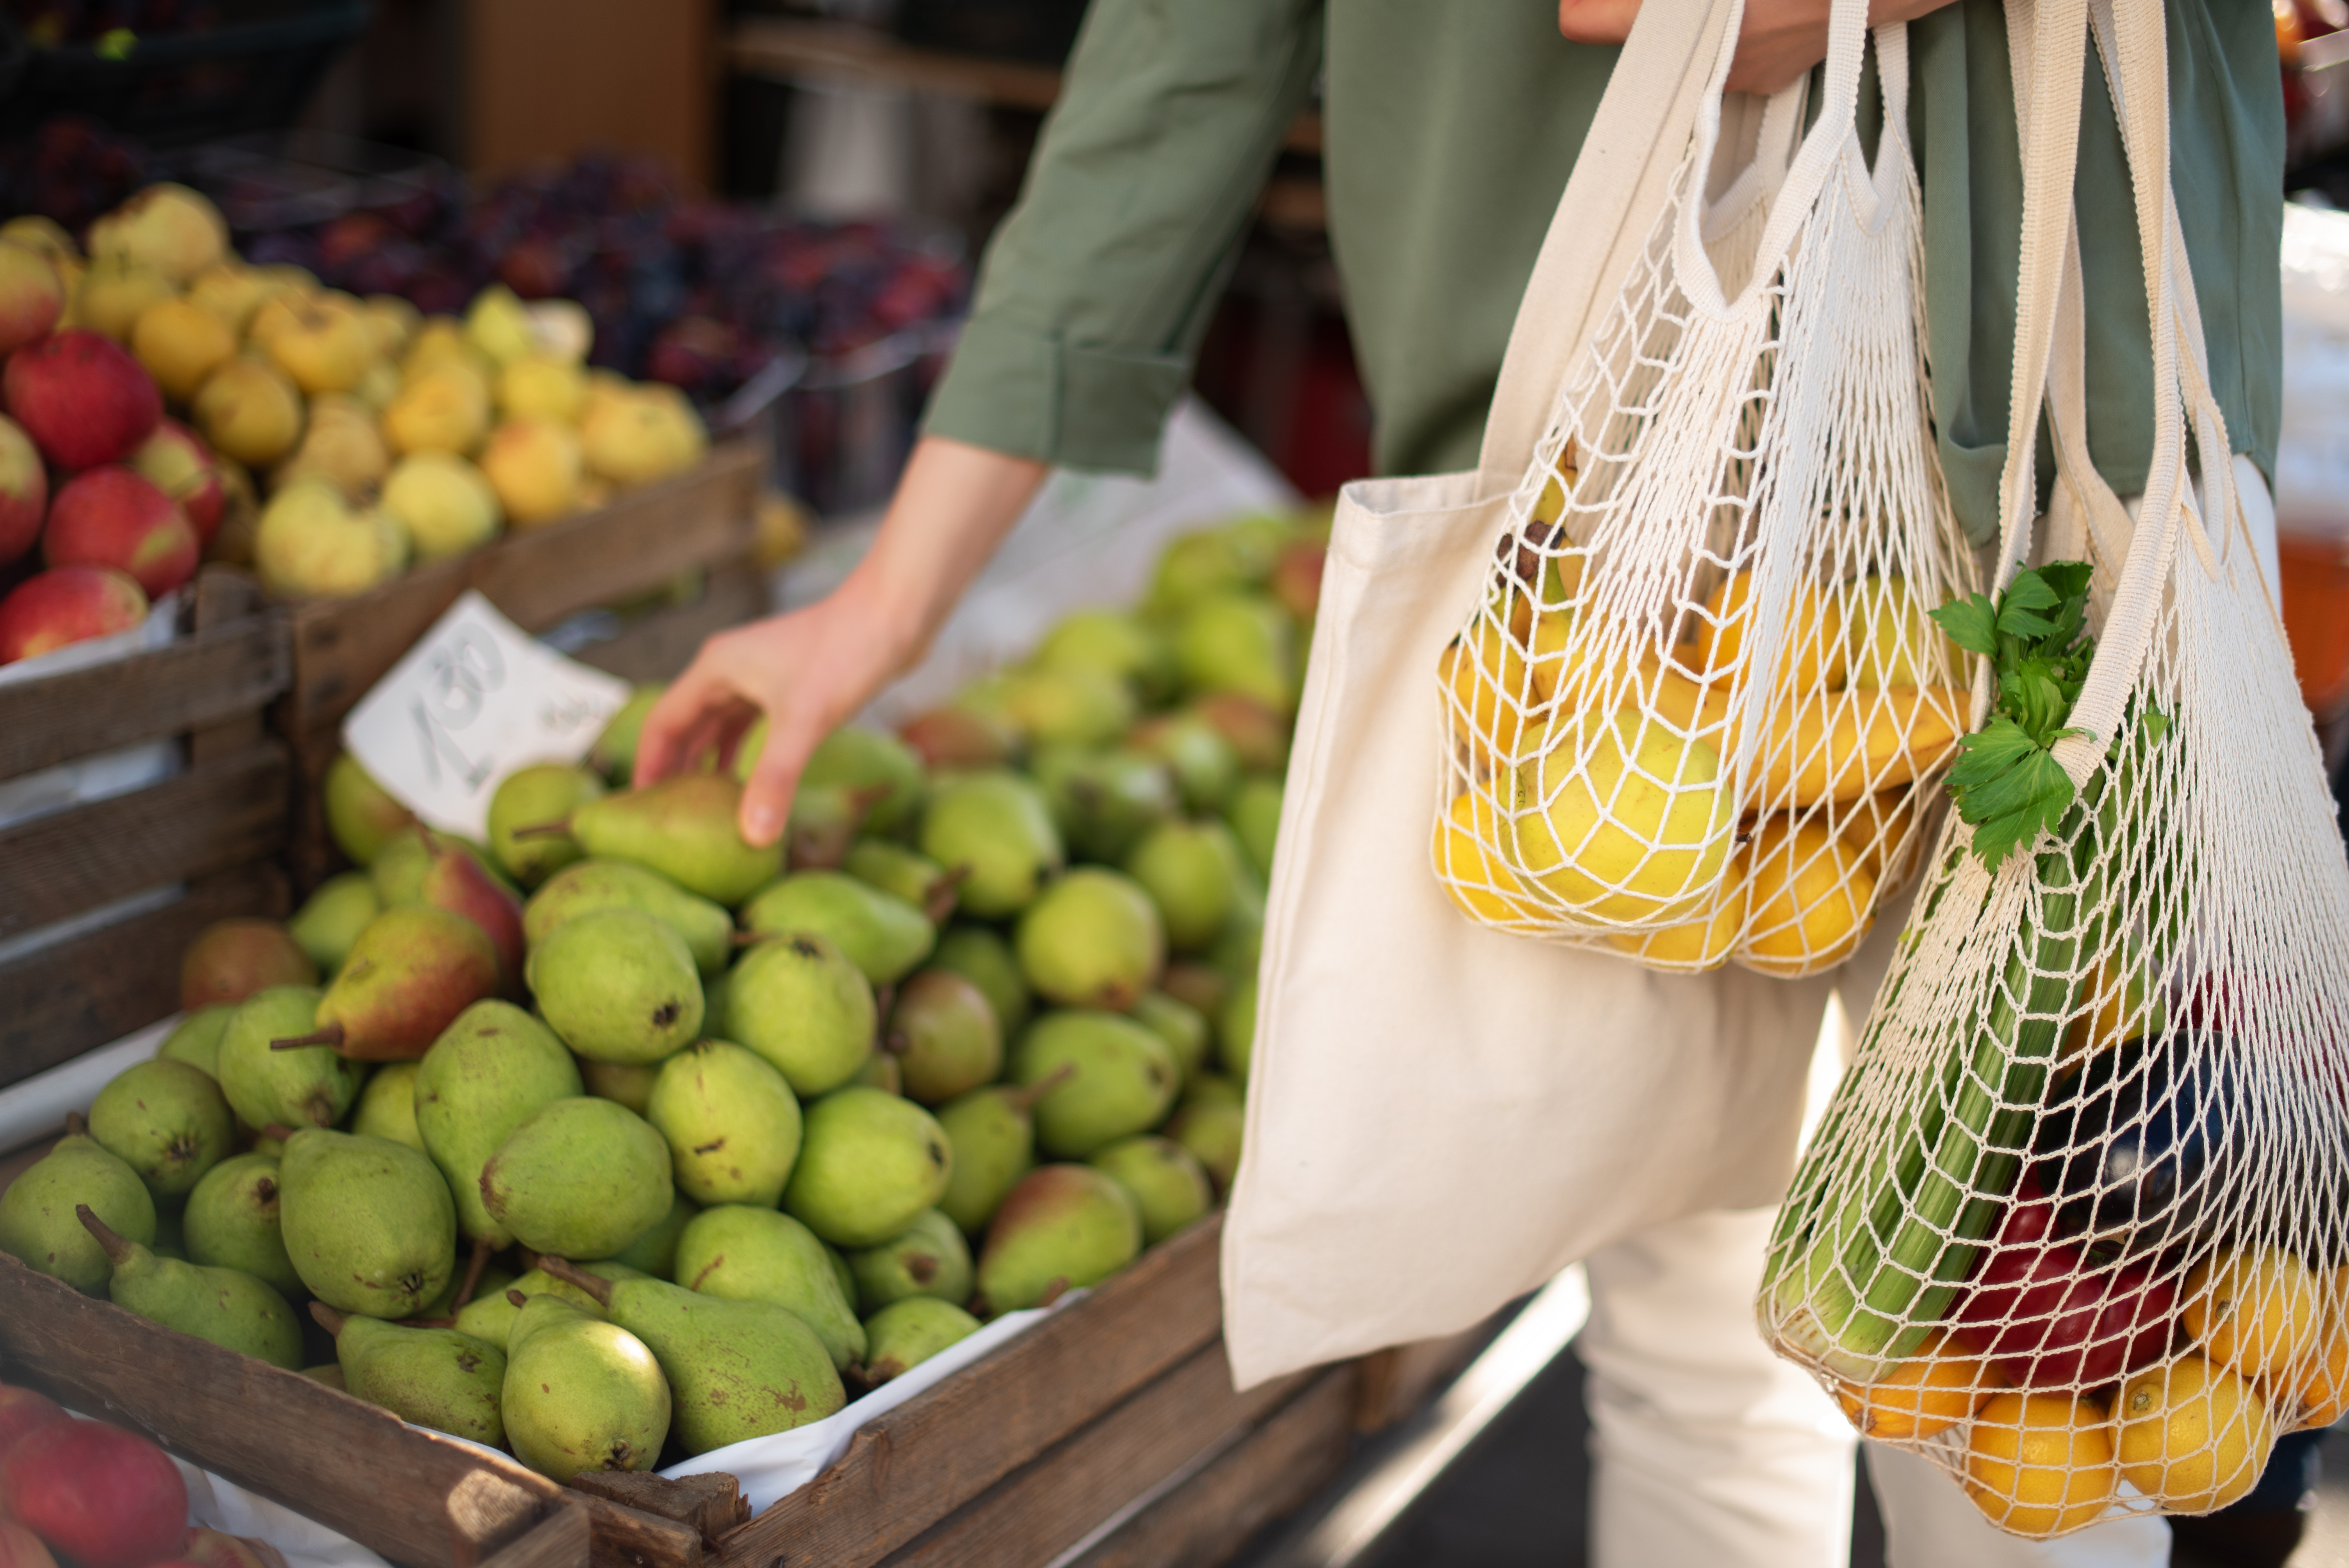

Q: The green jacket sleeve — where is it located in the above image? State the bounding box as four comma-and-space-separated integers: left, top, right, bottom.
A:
921, 0, 1324, 474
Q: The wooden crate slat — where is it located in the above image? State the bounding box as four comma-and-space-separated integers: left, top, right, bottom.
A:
717, 1216, 1226, 1568
0, 743, 288, 941
578, 1495, 702, 1568
0, 1255, 566, 1568
0, 862, 290, 1090
0, 617, 289, 781
478, 1503, 594, 1568
576, 560, 768, 687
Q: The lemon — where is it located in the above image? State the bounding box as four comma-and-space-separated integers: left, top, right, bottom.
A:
1432, 791, 1545, 925
1755, 684, 1967, 808
1691, 569, 1848, 695
1834, 786, 1917, 883
1610, 842, 1748, 970
1844, 573, 1964, 689
1963, 1391, 2118, 1538
1512, 707, 1732, 925
2116, 1354, 2275, 1513
1438, 608, 1533, 770
1837, 1330, 2000, 1442
2186, 1247, 2324, 1384
1737, 818, 1875, 976
2286, 1282, 2349, 1431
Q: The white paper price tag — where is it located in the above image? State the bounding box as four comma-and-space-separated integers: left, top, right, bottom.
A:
341, 591, 633, 841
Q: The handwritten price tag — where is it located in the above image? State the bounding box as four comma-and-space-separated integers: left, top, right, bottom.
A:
342, 591, 634, 841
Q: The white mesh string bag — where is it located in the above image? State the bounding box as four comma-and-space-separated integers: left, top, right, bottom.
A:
1430, 0, 1978, 979
1758, 0, 2349, 1538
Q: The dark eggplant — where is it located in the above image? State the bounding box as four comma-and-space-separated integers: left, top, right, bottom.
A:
2030, 1035, 2232, 1262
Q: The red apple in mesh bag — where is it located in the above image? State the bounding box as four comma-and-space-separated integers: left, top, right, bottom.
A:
131, 419, 226, 545
0, 566, 149, 665
4, 330, 162, 470
0, 1419, 187, 1568
44, 466, 199, 597
0, 413, 46, 568
0, 240, 64, 357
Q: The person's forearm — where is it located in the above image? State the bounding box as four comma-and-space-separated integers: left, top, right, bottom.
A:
852, 436, 1050, 681
1559, 0, 1960, 95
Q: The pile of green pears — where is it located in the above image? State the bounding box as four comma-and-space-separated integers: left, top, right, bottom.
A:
0, 508, 1319, 1485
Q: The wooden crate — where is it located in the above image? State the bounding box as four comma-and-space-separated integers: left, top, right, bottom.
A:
0, 569, 292, 1092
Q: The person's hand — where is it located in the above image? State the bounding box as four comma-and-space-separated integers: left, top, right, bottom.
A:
633, 437, 1048, 845
1558, 0, 1955, 95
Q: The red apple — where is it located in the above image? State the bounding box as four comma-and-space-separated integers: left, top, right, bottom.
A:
0, 1420, 187, 1568
0, 1385, 68, 1459
0, 413, 46, 567
0, 241, 63, 357
0, 1521, 59, 1568
0, 567, 149, 665
130, 419, 225, 544
45, 466, 199, 597
4, 330, 162, 470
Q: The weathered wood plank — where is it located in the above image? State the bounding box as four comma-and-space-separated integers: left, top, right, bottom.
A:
716, 1216, 1227, 1568
576, 560, 768, 687
577, 1496, 700, 1568
0, 616, 287, 779
572, 1472, 747, 1548
476, 1500, 593, 1568
0, 1254, 566, 1568
0, 862, 290, 1090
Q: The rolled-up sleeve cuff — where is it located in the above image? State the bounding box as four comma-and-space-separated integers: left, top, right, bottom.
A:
921, 315, 1190, 477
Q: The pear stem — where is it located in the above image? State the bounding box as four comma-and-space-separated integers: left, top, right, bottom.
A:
309, 1301, 348, 1336
505, 1289, 529, 1310
536, 1256, 613, 1308
74, 1204, 131, 1264
453, 1236, 492, 1311
507, 820, 574, 842
270, 1024, 347, 1053
64, 1111, 87, 1138
1007, 1064, 1076, 1114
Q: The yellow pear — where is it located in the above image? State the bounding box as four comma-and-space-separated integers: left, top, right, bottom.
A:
381, 452, 502, 560
479, 417, 583, 526
1433, 789, 1546, 925
131, 296, 237, 402
193, 358, 305, 468
383, 363, 491, 456
246, 291, 312, 347
273, 396, 389, 499
497, 353, 588, 423
352, 357, 400, 413
465, 284, 538, 366
185, 263, 273, 333
578, 369, 633, 427
207, 458, 261, 568
0, 215, 76, 262
1736, 817, 1874, 976
579, 385, 706, 488
89, 183, 228, 283
73, 258, 175, 341
401, 317, 489, 381
1512, 707, 1734, 925
266, 294, 376, 395
254, 478, 408, 599
1692, 570, 1848, 696
527, 298, 593, 364
360, 294, 418, 359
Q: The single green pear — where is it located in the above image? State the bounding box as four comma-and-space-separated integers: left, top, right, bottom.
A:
78, 1206, 301, 1367
608, 1192, 698, 1278
278, 1128, 456, 1318
568, 777, 782, 906
1126, 713, 1240, 814
1160, 963, 1231, 1041
489, 764, 606, 886
793, 725, 928, 836
647, 1041, 801, 1207
739, 872, 935, 987
1211, 895, 1265, 986
727, 932, 875, 1096
415, 1000, 583, 1247
0, 1116, 157, 1294
317, 1303, 505, 1445
288, 872, 381, 976
1165, 1101, 1244, 1193
930, 925, 1032, 1038
524, 858, 733, 978
479, 1097, 673, 1260
325, 752, 414, 865
863, 1297, 981, 1382
1225, 776, 1283, 882
156, 1005, 235, 1078
1221, 978, 1257, 1084
88, 1058, 237, 1201
1034, 607, 1175, 705
884, 969, 1002, 1106
581, 1057, 663, 1116
350, 1060, 426, 1151
1146, 525, 1276, 616
297, 905, 500, 1061
856, 1051, 903, 1094
846, 1209, 972, 1314
588, 684, 665, 783
526, 908, 703, 1063
1174, 592, 1296, 712
1010, 1011, 1178, 1158
540, 1257, 844, 1455
672, 1205, 866, 1372
1130, 991, 1210, 1084
1087, 1136, 1214, 1244
976, 1165, 1142, 1313
932, 1078, 1058, 1236
216, 986, 360, 1129
843, 840, 960, 921
918, 771, 1063, 920
451, 1262, 616, 1349
782, 1088, 952, 1248
1014, 868, 1164, 1010
501, 1291, 670, 1481
1030, 746, 1180, 865
1125, 820, 1248, 953
996, 664, 1136, 749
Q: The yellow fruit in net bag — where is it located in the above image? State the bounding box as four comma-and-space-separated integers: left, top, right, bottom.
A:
2116, 1354, 2275, 1513
2185, 1247, 2324, 1385
1432, 790, 1546, 925
1512, 707, 1734, 925
1608, 842, 1749, 970
1690, 569, 1848, 695
1834, 1329, 2001, 1441
1756, 684, 1967, 807
1964, 1392, 2119, 1538
1737, 817, 1876, 975
1834, 786, 1917, 882
1438, 608, 1533, 769
2282, 1284, 2349, 1431
1843, 573, 1964, 688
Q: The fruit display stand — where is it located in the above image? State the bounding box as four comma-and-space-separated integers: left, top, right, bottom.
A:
270, 438, 765, 888
0, 567, 292, 1097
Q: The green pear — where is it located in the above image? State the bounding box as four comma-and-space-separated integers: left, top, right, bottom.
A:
740, 872, 935, 986
609, 1192, 698, 1278
350, 1060, 425, 1151
1160, 962, 1232, 1038
930, 925, 1032, 1038
647, 1041, 801, 1206
415, 1000, 584, 1246
306, 904, 501, 1060
288, 872, 381, 975
479, 1097, 673, 1260
1174, 592, 1295, 711
582, 1057, 664, 1115
78, 1206, 301, 1367
1191, 693, 1292, 774
278, 1128, 456, 1317
843, 840, 959, 921
89, 1058, 237, 1201
183, 1153, 301, 1295
540, 1257, 844, 1455
1221, 978, 1257, 1083
1212, 897, 1264, 985
526, 907, 703, 1063
489, 763, 605, 886
319, 1304, 505, 1445
1166, 1101, 1244, 1193
884, 969, 1002, 1105
863, 1298, 981, 1382
1124, 820, 1248, 953
215, 986, 360, 1130
524, 858, 733, 978
156, 1005, 235, 1078
933, 1079, 1057, 1236
1087, 1136, 1214, 1243
0, 1116, 157, 1294
1225, 776, 1283, 882
1184, 1073, 1243, 1110
782, 1088, 952, 1248
1126, 713, 1240, 814
727, 932, 875, 1096
1010, 1011, 1178, 1157
1147, 525, 1277, 615
673, 1205, 866, 1371
847, 1208, 972, 1314
792, 725, 928, 836
1034, 608, 1174, 704
453, 1261, 627, 1349
976, 1165, 1142, 1313
325, 752, 413, 865
501, 1292, 670, 1481
1031, 746, 1179, 865
918, 772, 1063, 919
783, 779, 882, 871
569, 777, 782, 905
1130, 991, 1210, 1084
588, 684, 665, 782
996, 664, 1135, 748
1014, 869, 1164, 1010
371, 825, 511, 907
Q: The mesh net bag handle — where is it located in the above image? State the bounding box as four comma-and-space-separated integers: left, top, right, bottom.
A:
1757, 0, 2349, 1538
1430, 0, 1985, 980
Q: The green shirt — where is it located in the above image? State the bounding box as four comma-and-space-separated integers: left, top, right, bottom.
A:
923, 0, 2281, 547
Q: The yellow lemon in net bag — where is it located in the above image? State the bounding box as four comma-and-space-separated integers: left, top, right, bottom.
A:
2185, 1247, 2324, 1386
1691, 569, 1848, 695
1844, 573, 1965, 689
2284, 1281, 2349, 1431
1608, 841, 1748, 970
1438, 608, 1533, 770
1736, 817, 1875, 976
1836, 1329, 2001, 1442
1964, 1391, 2119, 1538
1511, 707, 1733, 925
1756, 683, 1967, 808
2116, 1354, 2275, 1513
1432, 790, 1545, 925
